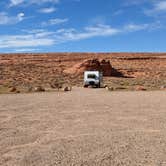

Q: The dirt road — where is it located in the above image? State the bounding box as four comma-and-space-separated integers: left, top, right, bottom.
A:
0, 88, 166, 166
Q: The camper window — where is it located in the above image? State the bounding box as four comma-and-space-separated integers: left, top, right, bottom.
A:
87, 74, 96, 79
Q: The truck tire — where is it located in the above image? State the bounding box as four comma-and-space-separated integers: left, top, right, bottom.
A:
84, 85, 88, 88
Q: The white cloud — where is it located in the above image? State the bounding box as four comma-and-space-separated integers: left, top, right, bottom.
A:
0, 24, 119, 49
17, 12, 25, 21
10, 0, 24, 6
38, 7, 56, 13
0, 22, 161, 49
123, 0, 150, 6
42, 18, 68, 26
0, 12, 25, 25
35, 0, 59, 3
9, 0, 59, 6
124, 23, 149, 31
123, 0, 166, 17
52, 24, 120, 43
124, 22, 162, 32
144, 1, 166, 16
153, 1, 166, 11
14, 48, 40, 52
0, 32, 54, 48
90, 16, 106, 25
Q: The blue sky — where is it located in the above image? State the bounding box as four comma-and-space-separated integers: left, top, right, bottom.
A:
0, 0, 166, 53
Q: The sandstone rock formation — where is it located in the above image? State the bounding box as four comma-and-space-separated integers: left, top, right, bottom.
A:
64, 59, 112, 76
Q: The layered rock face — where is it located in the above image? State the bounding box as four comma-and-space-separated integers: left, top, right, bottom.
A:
64, 59, 112, 76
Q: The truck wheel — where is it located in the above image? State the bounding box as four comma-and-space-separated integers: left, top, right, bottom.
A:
84, 85, 88, 88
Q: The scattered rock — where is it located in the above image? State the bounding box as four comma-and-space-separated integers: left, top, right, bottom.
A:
160, 85, 166, 90
62, 86, 72, 92
105, 86, 114, 91
103, 84, 108, 88
9, 86, 17, 92
135, 86, 147, 91
34, 86, 45, 92
114, 87, 127, 90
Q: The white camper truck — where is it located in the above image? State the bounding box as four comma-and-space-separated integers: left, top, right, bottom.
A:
84, 71, 103, 88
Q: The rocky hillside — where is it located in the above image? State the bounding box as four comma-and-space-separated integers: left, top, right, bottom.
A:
0, 53, 166, 93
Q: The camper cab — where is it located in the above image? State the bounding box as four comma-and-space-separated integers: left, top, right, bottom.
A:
84, 71, 103, 88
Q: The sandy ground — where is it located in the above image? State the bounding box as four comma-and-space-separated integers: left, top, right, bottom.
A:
0, 88, 166, 166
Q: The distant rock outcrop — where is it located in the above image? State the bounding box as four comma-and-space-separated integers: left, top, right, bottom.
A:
64, 59, 112, 76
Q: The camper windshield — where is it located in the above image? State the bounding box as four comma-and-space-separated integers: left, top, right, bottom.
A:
87, 74, 96, 79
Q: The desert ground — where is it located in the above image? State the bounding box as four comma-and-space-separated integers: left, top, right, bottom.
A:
0, 88, 166, 166
0, 53, 166, 93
